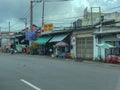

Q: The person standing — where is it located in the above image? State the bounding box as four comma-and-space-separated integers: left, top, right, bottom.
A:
49, 48, 52, 55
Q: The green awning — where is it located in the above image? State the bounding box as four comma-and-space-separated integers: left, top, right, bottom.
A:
35, 37, 51, 44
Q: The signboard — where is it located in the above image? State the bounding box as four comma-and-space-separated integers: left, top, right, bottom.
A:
41, 24, 53, 35
25, 31, 37, 40
44, 24, 53, 31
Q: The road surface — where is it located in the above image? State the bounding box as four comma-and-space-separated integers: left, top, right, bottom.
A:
0, 53, 120, 90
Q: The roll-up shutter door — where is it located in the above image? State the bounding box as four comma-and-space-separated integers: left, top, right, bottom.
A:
76, 37, 93, 60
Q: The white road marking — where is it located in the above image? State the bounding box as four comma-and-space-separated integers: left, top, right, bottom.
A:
20, 79, 42, 90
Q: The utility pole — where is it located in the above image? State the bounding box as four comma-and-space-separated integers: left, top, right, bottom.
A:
30, 0, 72, 30
29, 0, 41, 47
8, 22, 10, 33
0, 27, 1, 36
91, 7, 102, 60
30, 0, 41, 31
41, 0, 73, 29
30, 0, 33, 31
91, 7, 101, 26
25, 18, 27, 28
0, 27, 1, 47
42, 0, 44, 27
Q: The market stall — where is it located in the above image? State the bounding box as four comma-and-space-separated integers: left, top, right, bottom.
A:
54, 41, 70, 58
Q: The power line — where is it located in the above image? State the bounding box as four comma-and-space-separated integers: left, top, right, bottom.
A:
10, 22, 21, 28
22, 8, 30, 18
0, 21, 23, 31
22, 0, 74, 29
11, 25, 25, 32
43, 0, 73, 2
6, 2, 31, 30
10, 1, 41, 30
102, 5, 120, 12
33, 15, 83, 21
32, 1, 40, 7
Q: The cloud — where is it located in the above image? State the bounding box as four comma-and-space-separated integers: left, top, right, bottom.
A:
37, 0, 85, 26
83, 0, 120, 12
33, 0, 80, 27
0, 0, 30, 31
0, 0, 120, 32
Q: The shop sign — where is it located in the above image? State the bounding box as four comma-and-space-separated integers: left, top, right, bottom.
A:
41, 24, 53, 35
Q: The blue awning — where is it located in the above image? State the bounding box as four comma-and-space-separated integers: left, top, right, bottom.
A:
35, 37, 51, 44
49, 34, 68, 42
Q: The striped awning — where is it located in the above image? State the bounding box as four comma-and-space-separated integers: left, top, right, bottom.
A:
49, 34, 68, 42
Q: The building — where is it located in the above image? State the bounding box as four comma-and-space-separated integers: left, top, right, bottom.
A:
94, 12, 120, 60
71, 11, 120, 61
0, 32, 16, 52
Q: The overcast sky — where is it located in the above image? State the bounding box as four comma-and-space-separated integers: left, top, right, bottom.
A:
0, 0, 119, 32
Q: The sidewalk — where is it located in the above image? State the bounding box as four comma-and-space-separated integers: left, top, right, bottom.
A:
1, 52, 120, 67
50, 56, 120, 67
82, 60, 120, 67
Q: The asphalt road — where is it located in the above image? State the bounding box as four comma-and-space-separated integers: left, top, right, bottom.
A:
0, 53, 120, 90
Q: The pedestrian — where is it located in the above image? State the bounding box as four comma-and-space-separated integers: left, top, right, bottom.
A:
49, 48, 52, 55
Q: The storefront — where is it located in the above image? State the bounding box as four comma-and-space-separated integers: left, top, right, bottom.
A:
103, 34, 120, 57
76, 34, 94, 60
34, 36, 52, 55
94, 29, 120, 61
49, 33, 70, 57
34, 30, 72, 56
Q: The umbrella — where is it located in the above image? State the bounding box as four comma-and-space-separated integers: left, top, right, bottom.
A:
55, 41, 68, 47
96, 43, 114, 49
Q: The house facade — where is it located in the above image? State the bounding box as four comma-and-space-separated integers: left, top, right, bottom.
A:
94, 12, 120, 60
94, 26, 120, 60
71, 11, 120, 61
70, 27, 96, 60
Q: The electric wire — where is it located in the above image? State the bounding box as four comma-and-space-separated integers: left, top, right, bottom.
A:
102, 5, 120, 12
5, 1, 120, 32
6, 0, 73, 31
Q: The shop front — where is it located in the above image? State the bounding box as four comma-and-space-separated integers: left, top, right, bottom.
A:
76, 33, 94, 60
49, 33, 70, 57
34, 36, 52, 55
95, 31, 120, 63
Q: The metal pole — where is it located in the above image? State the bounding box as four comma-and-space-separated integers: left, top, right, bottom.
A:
0, 27, 1, 47
0, 27, 1, 35
91, 7, 93, 26
42, 0, 44, 27
91, 7, 101, 27
99, 7, 102, 32
25, 18, 27, 28
99, 7, 101, 21
30, 0, 33, 31
9, 22, 10, 33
